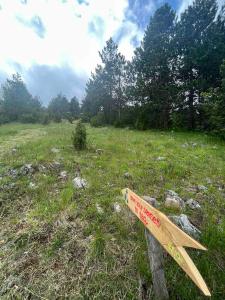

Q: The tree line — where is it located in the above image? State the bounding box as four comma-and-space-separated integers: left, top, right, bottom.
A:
0, 73, 80, 125
81, 0, 225, 138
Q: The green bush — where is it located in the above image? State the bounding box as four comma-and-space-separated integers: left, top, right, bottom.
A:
19, 113, 40, 123
114, 119, 125, 128
72, 120, 87, 150
90, 113, 105, 127
53, 115, 62, 123
0, 114, 10, 125
80, 113, 90, 123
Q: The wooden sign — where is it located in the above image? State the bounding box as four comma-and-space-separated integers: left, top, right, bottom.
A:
122, 188, 211, 297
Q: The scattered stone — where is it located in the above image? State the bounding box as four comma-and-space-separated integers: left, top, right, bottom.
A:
113, 202, 121, 213
20, 164, 35, 175
181, 143, 189, 148
197, 185, 208, 192
142, 196, 159, 207
29, 182, 36, 189
0, 182, 16, 192
59, 171, 68, 180
96, 203, 104, 214
0, 275, 18, 296
51, 147, 60, 153
206, 178, 212, 184
170, 214, 201, 237
124, 172, 132, 179
156, 156, 165, 161
12, 148, 17, 154
38, 164, 47, 172
96, 149, 103, 155
186, 198, 201, 210
7, 168, 18, 178
50, 161, 61, 170
72, 177, 88, 189
165, 190, 185, 209
192, 142, 197, 147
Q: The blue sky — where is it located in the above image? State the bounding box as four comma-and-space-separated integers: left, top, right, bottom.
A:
0, 0, 222, 104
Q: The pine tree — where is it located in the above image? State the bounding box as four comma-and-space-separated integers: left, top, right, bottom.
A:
133, 4, 176, 129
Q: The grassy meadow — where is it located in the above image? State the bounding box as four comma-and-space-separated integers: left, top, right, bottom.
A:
0, 122, 225, 299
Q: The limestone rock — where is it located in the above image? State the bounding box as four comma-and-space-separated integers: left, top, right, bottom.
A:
197, 185, 208, 192
165, 190, 185, 209
59, 171, 68, 180
113, 202, 121, 213
142, 196, 158, 207
96, 203, 104, 214
186, 198, 201, 210
170, 214, 201, 237
96, 149, 103, 155
124, 172, 132, 179
20, 164, 35, 175
29, 182, 37, 189
156, 156, 165, 161
51, 147, 60, 153
72, 177, 88, 189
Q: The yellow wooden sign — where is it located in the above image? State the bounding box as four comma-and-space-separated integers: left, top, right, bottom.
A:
122, 188, 211, 297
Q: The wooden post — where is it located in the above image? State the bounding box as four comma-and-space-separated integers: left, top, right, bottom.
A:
144, 198, 169, 300
122, 188, 211, 297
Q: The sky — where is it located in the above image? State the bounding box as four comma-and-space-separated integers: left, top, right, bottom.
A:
0, 0, 222, 105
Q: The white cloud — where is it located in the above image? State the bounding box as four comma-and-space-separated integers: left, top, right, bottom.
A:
0, 0, 147, 101
0, 0, 143, 78
177, 0, 224, 16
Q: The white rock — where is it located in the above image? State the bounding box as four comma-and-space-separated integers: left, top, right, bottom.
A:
206, 178, 212, 184
51, 147, 60, 153
29, 182, 36, 189
181, 143, 189, 148
72, 177, 88, 189
59, 171, 67, 180
96, 203, 104, 214
142, 196, 158, 207
198, 185, 208, 192
124, 172, 132, 179
186, 199, 201, 210
12, 148, 17, 154
165, 190, 185, 209
113, 202, 121, 213
96, 149, 103, 154
156, 156, 165, 161
170, 214, 201, 237
51, 161, 61, 169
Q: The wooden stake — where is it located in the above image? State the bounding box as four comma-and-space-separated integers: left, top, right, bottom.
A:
144, 197, 169, 300
122, 188, 211, 297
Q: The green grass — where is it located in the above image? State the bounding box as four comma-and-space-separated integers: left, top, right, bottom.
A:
0, 122, 224, 299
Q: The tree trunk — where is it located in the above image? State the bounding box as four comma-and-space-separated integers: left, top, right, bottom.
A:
188, 88, 195, 130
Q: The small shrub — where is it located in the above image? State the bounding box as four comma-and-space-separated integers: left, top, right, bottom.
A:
72, 120, 87, 150
90, 112, 105, 127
